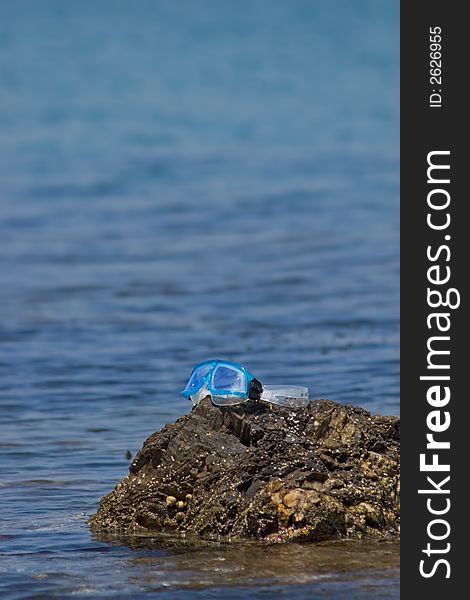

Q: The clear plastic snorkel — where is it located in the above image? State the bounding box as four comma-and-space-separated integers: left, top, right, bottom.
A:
259, 385, 309, 407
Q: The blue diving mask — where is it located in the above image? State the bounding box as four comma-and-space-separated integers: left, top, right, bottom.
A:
181, 359, 309, 408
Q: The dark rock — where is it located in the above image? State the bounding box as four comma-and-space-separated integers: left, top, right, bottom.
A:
89, 398, 400, 543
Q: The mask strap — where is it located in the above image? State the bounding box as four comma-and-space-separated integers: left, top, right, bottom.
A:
248, 378, 263, 401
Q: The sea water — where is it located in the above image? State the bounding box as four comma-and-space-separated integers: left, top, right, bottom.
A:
0, 1, 399, 597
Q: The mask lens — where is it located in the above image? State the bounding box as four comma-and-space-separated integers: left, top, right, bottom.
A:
212, 365, 246, 393
183, 363, 212, 393
211, 394, 246, 406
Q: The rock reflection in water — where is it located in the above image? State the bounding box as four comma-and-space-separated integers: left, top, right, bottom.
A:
92, 531, 399, 591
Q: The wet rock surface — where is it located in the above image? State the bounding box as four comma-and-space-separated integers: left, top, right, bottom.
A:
90, 398, 400, 542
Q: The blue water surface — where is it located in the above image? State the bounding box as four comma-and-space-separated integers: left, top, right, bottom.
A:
0, 1, 399, 598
